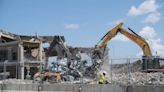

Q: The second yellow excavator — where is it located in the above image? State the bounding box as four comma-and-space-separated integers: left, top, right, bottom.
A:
95, 22, 160, 71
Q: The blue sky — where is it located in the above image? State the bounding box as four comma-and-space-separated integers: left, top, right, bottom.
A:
0, 0, 164, 58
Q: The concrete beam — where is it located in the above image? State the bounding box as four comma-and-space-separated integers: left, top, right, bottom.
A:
0, 41, 20, 47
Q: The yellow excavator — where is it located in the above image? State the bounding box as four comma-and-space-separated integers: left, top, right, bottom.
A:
95, 22, 160, 71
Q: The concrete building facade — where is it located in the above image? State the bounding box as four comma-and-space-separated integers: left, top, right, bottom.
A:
0, 30, 45, 79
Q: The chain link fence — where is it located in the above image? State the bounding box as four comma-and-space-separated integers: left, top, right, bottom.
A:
109, 58, 164, 86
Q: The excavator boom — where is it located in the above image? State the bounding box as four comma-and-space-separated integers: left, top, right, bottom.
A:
119, 28, 152, 57
98, 22, 123, 48
98, 22, 151, 57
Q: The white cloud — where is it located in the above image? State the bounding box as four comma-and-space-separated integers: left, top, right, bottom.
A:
139, 26, 157, 39
128, 0, 158, 16
65, 24, 79, 30
143, 12, 161, 24
113, 34, 129, 42
138, 26, 164, 57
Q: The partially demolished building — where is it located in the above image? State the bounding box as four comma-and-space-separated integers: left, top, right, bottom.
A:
0, 29, 46, 79
0, 29, 109, 82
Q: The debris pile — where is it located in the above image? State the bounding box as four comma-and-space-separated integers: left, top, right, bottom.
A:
111, 72, 164, 85
45, 51, 103, 82
33, 36, 110, 83
111, 60, 141, 74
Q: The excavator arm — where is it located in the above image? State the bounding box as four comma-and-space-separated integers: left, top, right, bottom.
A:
119, 28, 152, 57
98, 22, 123, 48
97, 22, 152, 57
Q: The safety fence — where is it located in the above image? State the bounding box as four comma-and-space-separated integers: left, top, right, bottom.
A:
109, 58, 164, 86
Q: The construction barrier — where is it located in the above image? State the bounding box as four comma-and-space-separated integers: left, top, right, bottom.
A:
0, 83, 164, 92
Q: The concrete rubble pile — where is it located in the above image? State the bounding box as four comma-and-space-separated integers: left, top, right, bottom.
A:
42, 36, 109, 83
111, 60, 141, 74
46, 50, 105, 83
111, 72, 164, 85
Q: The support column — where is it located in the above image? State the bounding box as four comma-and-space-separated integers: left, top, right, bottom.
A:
26, 66, 31, 79
18, 43, 24, 80
39, 39, 42, 62
7, 47, 12, 62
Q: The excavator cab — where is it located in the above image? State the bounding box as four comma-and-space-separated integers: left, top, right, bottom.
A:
142, 56, 161, 72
